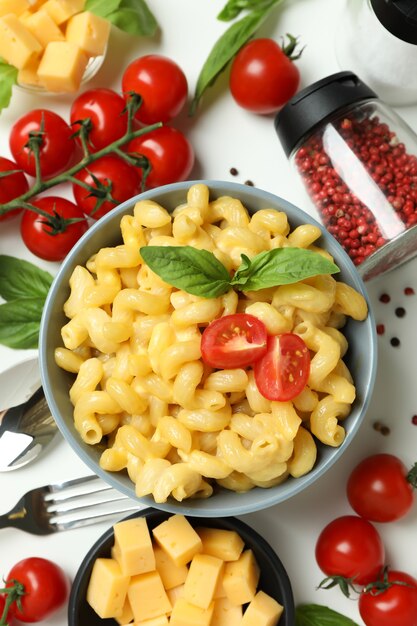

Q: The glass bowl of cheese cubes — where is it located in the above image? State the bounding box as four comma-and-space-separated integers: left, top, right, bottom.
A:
0, 0, 110, 94
68, 509, 295, 626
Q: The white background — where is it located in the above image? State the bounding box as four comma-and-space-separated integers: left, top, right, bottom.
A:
1, 0, 417, 624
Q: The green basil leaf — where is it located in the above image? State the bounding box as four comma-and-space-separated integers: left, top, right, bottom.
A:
85, 0, 122, 17
0, 255, 53, 302
140, 246, 231, 298
230, 248, 340, 291
190, 0, 283, 114
217, 0, 277, 21
107, 0, 158, 36
0, 298, 45, 349
296, 604, 360, 626
0, 59, 17, 114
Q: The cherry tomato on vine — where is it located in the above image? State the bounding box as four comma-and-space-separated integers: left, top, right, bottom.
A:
70, 88, 128, 152
229, 37, 301, 114
6, 557, 69, 623
347, 453, 416, 522
122, 55, 188, 125
359, 570, 417, 626
9, 109, 75, 178
253, 333, 310, 401
201, 314, 268, 369
315, 515, 385, 585
20, 196, 88, 261
73, 155, 141, 219
0, 156, 29, 222
126, 126, 194, 189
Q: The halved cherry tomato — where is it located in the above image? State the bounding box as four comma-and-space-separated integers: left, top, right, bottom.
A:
254, 333, 310, 401
201, 313, 267, 369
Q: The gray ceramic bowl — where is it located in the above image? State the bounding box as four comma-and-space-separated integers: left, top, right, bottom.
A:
39, 180, 377, 517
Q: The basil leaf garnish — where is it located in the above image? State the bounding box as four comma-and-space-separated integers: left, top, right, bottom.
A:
0, 298, 45, 349
106, 0, 159, 36
0, 59, 17, 115
296, 604, 360, 626
230, 248, 340, 291
140, 246, 232, 298
85, 0, 122, 17
0, 255, 53, 302
217, 0, 278, 21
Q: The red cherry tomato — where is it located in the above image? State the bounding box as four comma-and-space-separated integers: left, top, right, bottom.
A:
9, 109, 75, 178
126, 126, 194, 189
347, 453, 415, 522
315, 515, 385, 585
6, 557, 69, 623
73, 155, 141, 220
0, 156, 29, 221
359, 570, 417, 626
20, 196, 88, 261
230, 38, 300, 114
201, 313, 268, 369
253, 333, 310, 401
122, 54, 188, 125
70, 88, 128, 152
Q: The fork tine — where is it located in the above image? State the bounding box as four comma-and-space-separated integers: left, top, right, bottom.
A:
52, 502, 143, 532
44, 475, 113, 503
46, 490, 130, 514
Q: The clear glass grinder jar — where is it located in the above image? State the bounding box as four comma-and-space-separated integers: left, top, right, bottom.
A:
274, 71, 417, 281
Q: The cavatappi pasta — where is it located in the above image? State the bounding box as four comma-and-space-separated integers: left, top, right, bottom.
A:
55, 183, 368, 503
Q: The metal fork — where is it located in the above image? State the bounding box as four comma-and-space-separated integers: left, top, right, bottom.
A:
0, 475, 142, 535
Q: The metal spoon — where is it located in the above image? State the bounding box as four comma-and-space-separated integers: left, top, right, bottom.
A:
0, 358, 58, 471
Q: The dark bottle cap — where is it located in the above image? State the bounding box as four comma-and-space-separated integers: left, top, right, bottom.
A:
371, 0, 417, 45
274, 71, 377, 158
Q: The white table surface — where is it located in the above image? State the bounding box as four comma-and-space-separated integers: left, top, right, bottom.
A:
1, 1, 417, 624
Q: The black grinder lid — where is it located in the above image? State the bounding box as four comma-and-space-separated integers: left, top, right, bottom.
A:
371, 0, 417, 45
274, 72, 377, 158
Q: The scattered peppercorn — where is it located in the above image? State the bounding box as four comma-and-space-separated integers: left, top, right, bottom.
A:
395, 306, 406, 317
390, 337, 400, 347
379, 293, 391, 303
412, 415, 417, 426
376, 323, 385, 335
230, 167, 238, 176
244, 180, 254, 186
404, 286, 415, 295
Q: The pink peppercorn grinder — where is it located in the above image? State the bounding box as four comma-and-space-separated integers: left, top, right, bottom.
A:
275, 71, 417, 281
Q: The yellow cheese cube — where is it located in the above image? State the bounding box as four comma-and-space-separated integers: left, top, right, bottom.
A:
17, 57, 41, 86
167, 584, 184, 608
241, 590, 284, 626
28, 0, 47, 8
212, 597, 243, 626
18, 9, 34, 24
197, 527, 245, 561
136, 616, 169, 626
128, 571, 171, 622
170, 598, 214, 626
115, 596, 134, 625
213, 577, 226, 599
223, 550, 260, 606
152, 515, 202, 567
154, 545, 188, 590
43, 0, 85, 24
113, 517, 155, 576
24, 9, 64, 47
86, 558, 130, 619
66, 10, 110, 56
0, 14, 42, 69
183, 554, 224, 610
0, 0, 29, 16
37, 41, 88, 92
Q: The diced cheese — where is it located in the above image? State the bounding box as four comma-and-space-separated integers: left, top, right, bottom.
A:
86, 558, 130, 619
28, 0, 47, 8
115, 596, 134, 625
66, 10, 110, 56
183, 554, 224, 610
170, 598, 214, 626
0, 0, 29, 16
136, 616, 169, 626
212, 597, 243, 626
223, 549, 260, 606
152, 515, 202, 567
37, 40, 88, 92
24, 9, 64, 47
0, 13, 42, 69
128, 571, 171, 622
154, 545, 188, 590
42, 0, 85, 24
18, 9, 34, 24
241, 590, 284, 626
113, 517, 156, 576
197, 527, 245, 561
166, 584, 184, 608
213, 576, 227, 599
17, 57, 41, 86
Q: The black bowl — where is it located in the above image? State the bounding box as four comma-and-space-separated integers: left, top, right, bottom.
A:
68, 508, 295, 626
